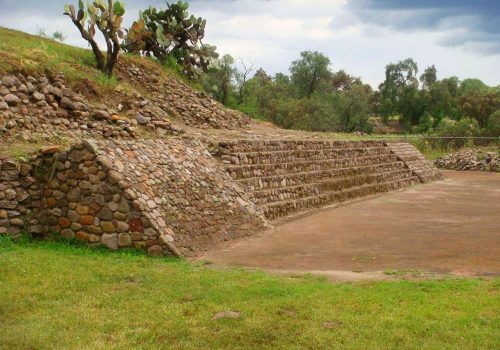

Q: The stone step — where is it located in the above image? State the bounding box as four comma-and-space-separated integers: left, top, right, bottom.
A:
248, 169, 414, 205
238, 161, 408, 191
218, 140, 385, 153
225, 146, 392, 165
226, 153, 401, 180
262, 176, 419, 220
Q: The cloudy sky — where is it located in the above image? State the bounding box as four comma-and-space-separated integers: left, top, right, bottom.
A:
0, 0, 499, 88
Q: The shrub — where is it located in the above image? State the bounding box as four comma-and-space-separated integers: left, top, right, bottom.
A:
433, 117, 480, 148
414, 113, 434, 133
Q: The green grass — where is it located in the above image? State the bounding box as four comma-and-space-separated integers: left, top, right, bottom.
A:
0, 27, 97, 85
1, 238, 498, 349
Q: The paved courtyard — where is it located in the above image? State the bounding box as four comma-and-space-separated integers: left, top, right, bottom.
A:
201, 171, 500, 280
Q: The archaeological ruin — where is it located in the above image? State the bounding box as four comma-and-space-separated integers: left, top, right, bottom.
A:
0, 71, 444, 257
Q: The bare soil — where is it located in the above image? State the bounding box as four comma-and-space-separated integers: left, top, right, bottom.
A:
200, 171, 500, 281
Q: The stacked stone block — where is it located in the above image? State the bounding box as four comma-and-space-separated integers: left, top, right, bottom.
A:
218, 140, 423, 219
0, 138, 269, 256
91, 138, 268, 256
0, 158, 43, 237
386, 142, 445, 183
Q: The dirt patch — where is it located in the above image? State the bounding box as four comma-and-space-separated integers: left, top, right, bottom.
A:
200, 171, 500, 280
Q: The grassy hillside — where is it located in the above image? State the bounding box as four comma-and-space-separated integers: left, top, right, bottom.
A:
0, 27, 199, 96
1, 237, 499, 350
0, 27, 110, 91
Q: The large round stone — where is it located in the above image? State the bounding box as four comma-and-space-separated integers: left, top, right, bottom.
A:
101, 233, 118, 250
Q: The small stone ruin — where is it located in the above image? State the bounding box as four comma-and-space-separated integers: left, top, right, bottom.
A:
435, 149, 499, 172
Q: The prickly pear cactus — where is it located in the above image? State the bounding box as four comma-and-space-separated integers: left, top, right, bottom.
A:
124, 1, 219, 77
64, 0, 125, 76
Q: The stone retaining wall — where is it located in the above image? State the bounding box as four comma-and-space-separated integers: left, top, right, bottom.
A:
1, 138, 443, 255
0, 157, 42, 238
216, 140, 443, 219
0, 138, 269, 256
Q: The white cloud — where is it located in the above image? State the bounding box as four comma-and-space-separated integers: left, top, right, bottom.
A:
209, 15, 334, 41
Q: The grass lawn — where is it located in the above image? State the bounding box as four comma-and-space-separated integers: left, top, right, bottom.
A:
0, 238, 498, 349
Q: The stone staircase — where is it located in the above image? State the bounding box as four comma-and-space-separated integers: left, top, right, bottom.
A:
218, 140, 421, 220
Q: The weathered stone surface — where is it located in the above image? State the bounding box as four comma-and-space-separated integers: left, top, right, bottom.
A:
58, 217, 71, 228
147, 245, 163, 256
61, 229, 74, 239
76, 231, 90, 242
67, 210, 80, 222
123, 64, 249, 130
60, 97, 75, 110
101, 221, 116, 233
217, 140, 438, 220
76, 205, 89, 215
92, 110, 109, 120
97, 207, 113, 221
80, 215, 94, 225
32, 91, 46, 102
117, 233, 132, 247
9, 218, 24, 227
101, 233, 118, 250
0, 72, 138, 142
117, 221, 129, 233
67, 188, 81, 202
4, 94, 21, 106
159, 233, 174, 245
136, 114, 150, 125
2, 76, 15, 87
386, 142, 444, 182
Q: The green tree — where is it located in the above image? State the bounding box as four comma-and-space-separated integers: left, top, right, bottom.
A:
202, 54, 236, 104
289, 51, 332, 98
425, 77, 462, 125
486, 110, 500, 136
331, 70, 361, 91
420, 65, 437, 89
244, 69, 274, 118
334, 83, 373, 132
234, 61, 255, 105
460, 78, 489, 94
434, 117, 481, 147
379, 58, 420, 126
460, 89, 500, 127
